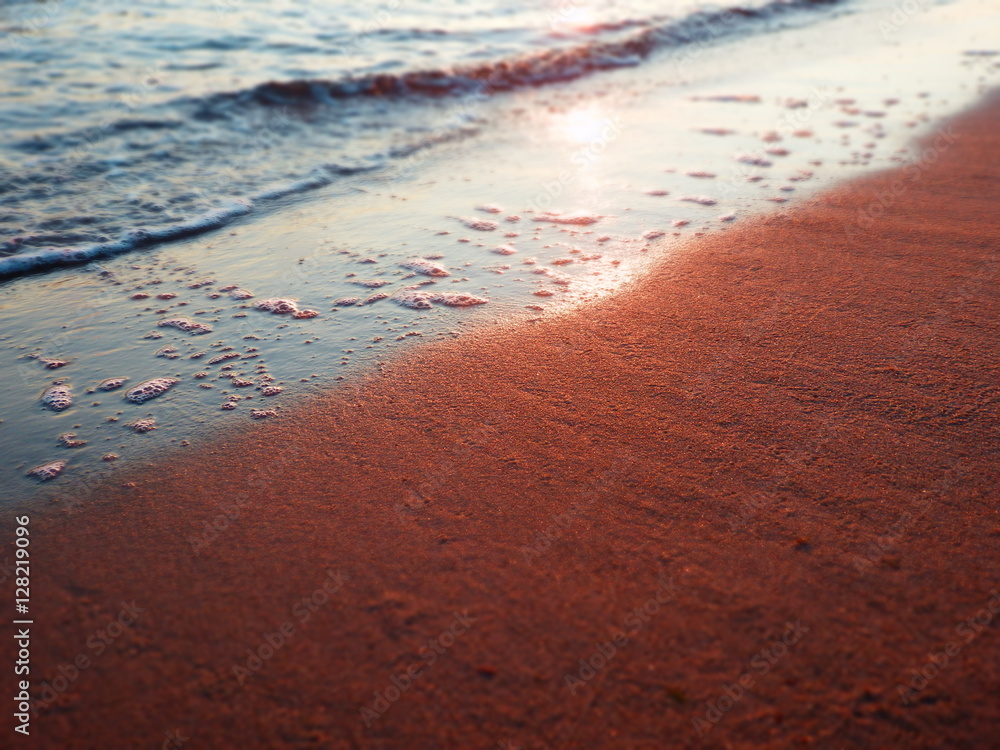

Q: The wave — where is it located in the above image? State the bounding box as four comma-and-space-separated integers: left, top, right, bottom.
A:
0, 163, 384, 279
0, 0, 842, 282
192, 0, 840, 111
0, 202, 254, 279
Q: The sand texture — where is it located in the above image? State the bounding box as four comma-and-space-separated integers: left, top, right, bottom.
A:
6, 92, 999, 749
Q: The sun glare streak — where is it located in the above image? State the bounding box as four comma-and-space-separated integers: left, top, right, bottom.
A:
549, 1, 599, 31
561, 7, 598, 29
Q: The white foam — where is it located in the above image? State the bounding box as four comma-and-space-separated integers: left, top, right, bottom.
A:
97, 378, 129, 391
401, 258, 450, 277
129, 418, 157, 433
27, 353, 68, 370
734, 153, 772, 167
532, 212, 602, 225
27, 461, 65, 481
254, 298, 299, 314
125, 378, 178, 404
207, 352, 240, 365
392, 289, 433, 309
459, 217, 499, 231
158, 317, 213, 334
429, 292, 487, 307
353, 279, 390, 288
693, 94, 760, 103
41, 385, 73, 412
0, 202, 254, 280
57, 432, 86, 448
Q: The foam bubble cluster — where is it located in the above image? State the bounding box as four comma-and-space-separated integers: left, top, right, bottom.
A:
28, 354, 68, 369
27, 461, 65, 481
125, 378, 178, 404
492, 245, 517, 256
254, 298, 299, 314
734, 152, 772, 167
332, 297, 361, 306
41, 385, 73, 411
230, 289, 254, 300
393, 289, 433, 310
679, 195, 717, 206
401, 258, 450, 277
207, 352, 240, 365
532, 212, 601, 225
97, 377, 129, 391
392, 289, 487, 309
129, 418, 157, 433
430, 292, 488, 307
459, 217, 499, 231
158, 317, 213, 334
250, 408, 277, 419
57, 432, 86, 448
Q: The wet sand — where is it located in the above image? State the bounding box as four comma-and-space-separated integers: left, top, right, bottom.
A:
6, 91, 1000, 748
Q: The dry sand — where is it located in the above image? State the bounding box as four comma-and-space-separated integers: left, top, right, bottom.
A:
5, 91, 999, 749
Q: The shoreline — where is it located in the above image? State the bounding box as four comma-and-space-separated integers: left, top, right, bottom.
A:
6, 88, 1000, 747
3, 0, 997, 497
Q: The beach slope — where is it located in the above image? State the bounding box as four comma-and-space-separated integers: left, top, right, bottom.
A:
7, 92, 1000, 748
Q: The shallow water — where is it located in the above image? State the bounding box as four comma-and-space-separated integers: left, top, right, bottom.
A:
1, 0, 998, 500
0, 0, 838, 273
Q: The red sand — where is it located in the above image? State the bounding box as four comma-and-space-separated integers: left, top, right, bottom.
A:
5, 93, 1000, 748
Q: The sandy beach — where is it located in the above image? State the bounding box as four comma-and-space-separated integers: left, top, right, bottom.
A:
4, 80, 997, 748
